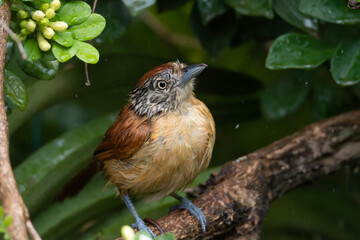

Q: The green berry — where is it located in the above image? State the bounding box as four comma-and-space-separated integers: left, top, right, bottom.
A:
39, 18, 49, 27
40, 3, 50, 12
17, 10, 28, 19
19, 20, 27, 28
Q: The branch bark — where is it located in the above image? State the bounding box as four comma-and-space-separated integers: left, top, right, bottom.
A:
0, 2, 41, 240
118, 108, 360, 239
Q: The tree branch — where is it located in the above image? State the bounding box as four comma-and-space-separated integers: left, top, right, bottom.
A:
0, 1, 41, 240
118, 108, 360, 239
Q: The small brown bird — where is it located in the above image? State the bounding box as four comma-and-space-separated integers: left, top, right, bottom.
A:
57, 61, 215, 238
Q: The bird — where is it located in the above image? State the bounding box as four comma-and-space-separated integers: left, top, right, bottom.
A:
55, 61, 215, 238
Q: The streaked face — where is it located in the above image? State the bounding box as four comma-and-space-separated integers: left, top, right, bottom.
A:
129, 61, 205, 118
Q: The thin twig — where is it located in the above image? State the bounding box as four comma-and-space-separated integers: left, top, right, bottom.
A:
0, 18, 27, 60
92, 0, 99, 12
83, 0, 99, 86
26, 220, 42, 240
84, 62, 91, 86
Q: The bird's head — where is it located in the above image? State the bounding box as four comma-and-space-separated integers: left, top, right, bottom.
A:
129, 61, 207, 118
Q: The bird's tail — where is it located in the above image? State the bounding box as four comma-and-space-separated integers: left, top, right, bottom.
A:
54, 160, 98, 201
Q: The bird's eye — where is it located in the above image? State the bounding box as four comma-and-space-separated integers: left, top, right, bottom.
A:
157, 80, 167, 90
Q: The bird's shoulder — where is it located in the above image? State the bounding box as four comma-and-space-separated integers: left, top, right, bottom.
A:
94, 103, 152, 162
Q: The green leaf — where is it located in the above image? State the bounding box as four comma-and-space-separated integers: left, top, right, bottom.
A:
0, 1, 4, 7
14, 113, 116, 215
273, 0, 318, 32
191, 4, 236, 59
96, 0, 131, 44
197, 0, 228, 25
33, 175, 119, 240
311, 78, 343, 119
0, 206, 4, 217
52, 31, 74, 48
3, 69, 28, 111
52, 42, 78, 63
23, 39, 42, 61
68, 13, 106, 41
330, 40, 360, 86
57, 1, 92, 26
122, 0, 156, 16
266, 33, 335, 70
75, 40, 99, 64
261, 71, 310, 120
299, 0, 360, 24
224, 0, 273, 19
21, 59, 59, 80
3, 216, 12, 228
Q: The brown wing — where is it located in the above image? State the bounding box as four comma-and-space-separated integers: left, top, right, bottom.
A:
94, 103, 152, 164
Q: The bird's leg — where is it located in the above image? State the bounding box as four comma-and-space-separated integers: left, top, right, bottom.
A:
169, 193, 207, 233
122, 194, 157, 239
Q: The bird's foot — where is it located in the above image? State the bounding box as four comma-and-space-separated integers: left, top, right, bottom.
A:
131, 219, 157, 239
169, 194, 207, 233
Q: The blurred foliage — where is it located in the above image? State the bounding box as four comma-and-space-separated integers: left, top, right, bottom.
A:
0, 206, 12, 240
3, 0, 360, 239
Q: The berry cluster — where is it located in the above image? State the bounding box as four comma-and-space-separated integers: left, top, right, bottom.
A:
16, 0, 68, 51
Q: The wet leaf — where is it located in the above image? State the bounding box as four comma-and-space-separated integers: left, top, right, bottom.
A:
123, 0, 156, 16
17, 46, 59, 80
23, 39, 42, 61
95, 0, 131, 44
3, 69, 28, 111
331, 40, 360, 86
22, 59, 59, 80
311, 78, 343, 119
266, 33, 335, 70
299, 0, 360, 24
69, 13, 106, 41
52, 31, 74, 48
191, 4, 236, 59
57, 1, 91, 26
52, 42, 78, 63
273, 0, 318, 32
197, 0, 228, 25
224, 0, 273, 19
74, 40, 99, 64
14, 113, 116, 214
261, 71, 310, 120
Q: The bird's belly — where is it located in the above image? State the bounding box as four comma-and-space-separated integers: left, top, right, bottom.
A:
123, 99, 215, 200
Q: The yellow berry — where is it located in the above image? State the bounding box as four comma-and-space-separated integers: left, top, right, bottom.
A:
37, 32, 51, 51
49, 21, 68, 31
32, 10, 45, 21
26, 20, 36, 32
45, 8, 55, 19
50, 0, 61, 11
41, 26, 55, 39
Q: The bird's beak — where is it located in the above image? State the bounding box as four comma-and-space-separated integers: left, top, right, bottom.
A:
180, 63, 207, 87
